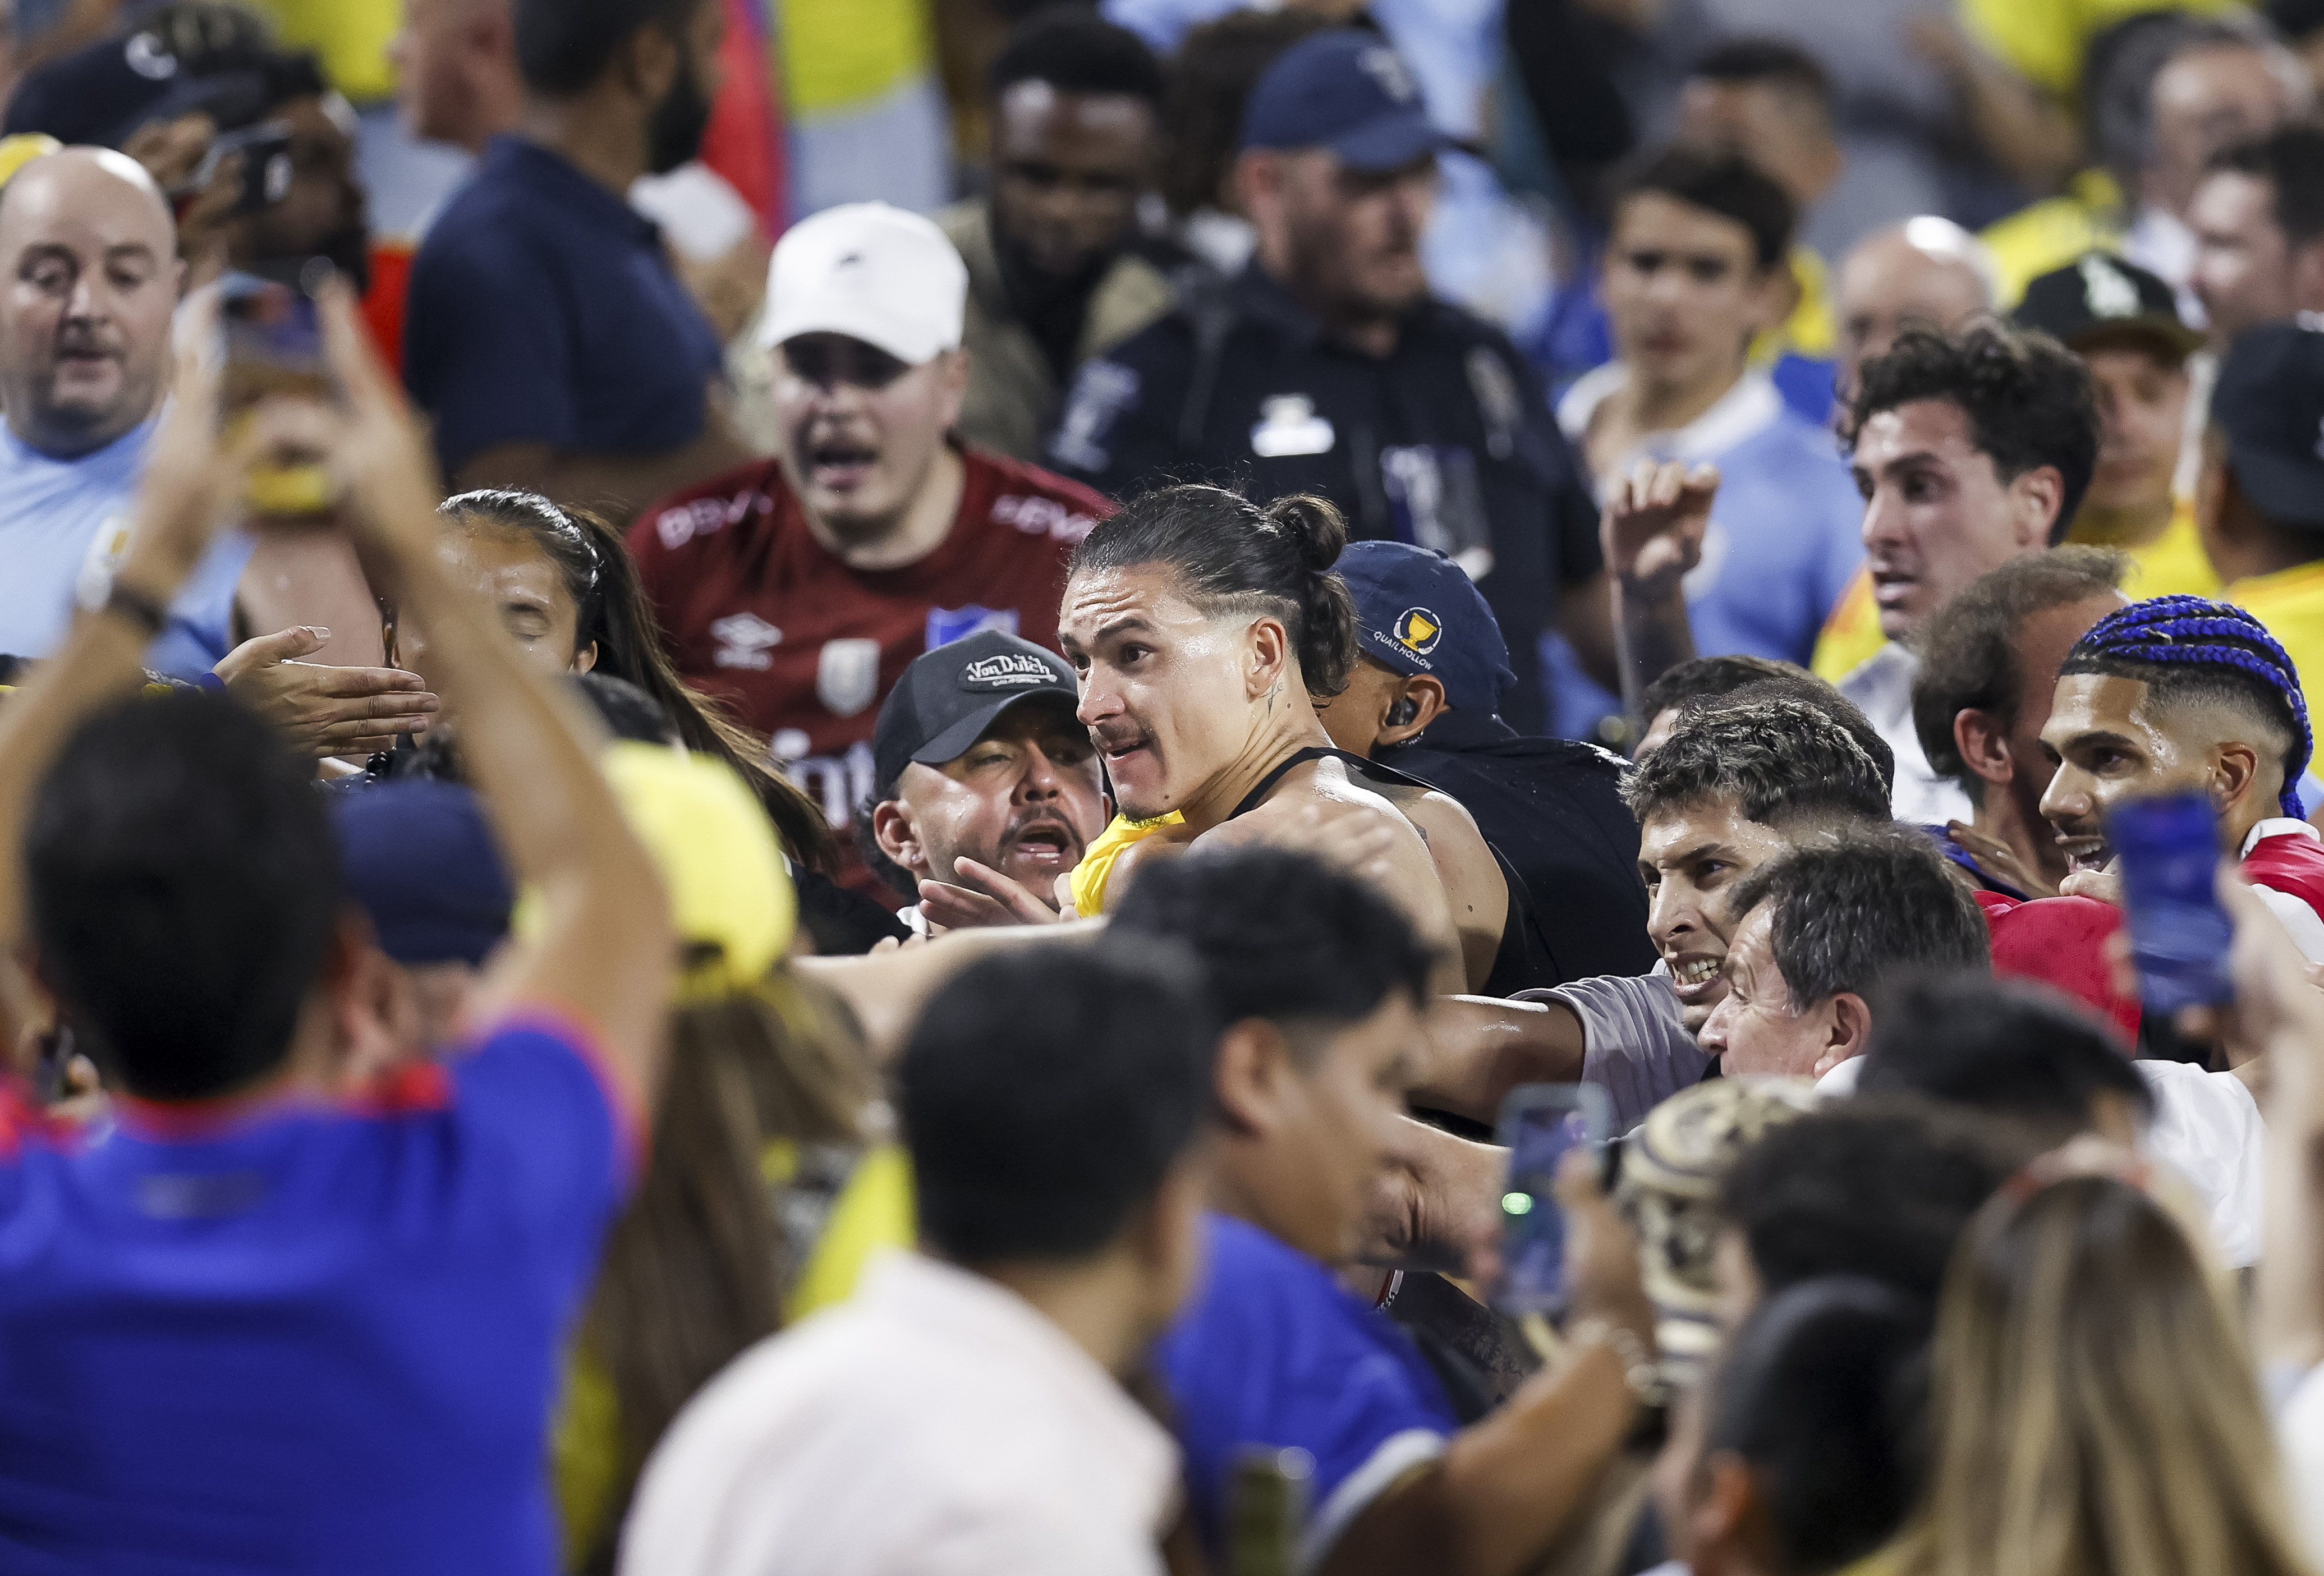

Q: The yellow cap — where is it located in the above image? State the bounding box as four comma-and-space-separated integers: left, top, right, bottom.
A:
603, 742, 796, 994
517, 743, 796, 1000
0, 135, 62, 189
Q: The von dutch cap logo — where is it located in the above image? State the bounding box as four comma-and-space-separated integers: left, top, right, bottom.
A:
961, 652, 1057, 691
1394, 607, 1443, 655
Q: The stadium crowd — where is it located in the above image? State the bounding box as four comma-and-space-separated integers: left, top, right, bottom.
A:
3, 0, 2324, 1572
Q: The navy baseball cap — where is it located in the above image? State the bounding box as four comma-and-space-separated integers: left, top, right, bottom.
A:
333, 781, 515, 967
1239, 31, 1453, 173
872, 629, 1081, 796
1336, 540, 1516, 714
2212, 316, 2324, 531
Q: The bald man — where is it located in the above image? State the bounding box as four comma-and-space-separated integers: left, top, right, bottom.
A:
0, 151, 437, 758
1832, 218, 1996, 403
0, 147, 236, 672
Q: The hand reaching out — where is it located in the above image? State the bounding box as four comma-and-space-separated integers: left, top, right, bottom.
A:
215, 625, 439, 757
916, 856, 1066, 930
1602, 459, 1717, 603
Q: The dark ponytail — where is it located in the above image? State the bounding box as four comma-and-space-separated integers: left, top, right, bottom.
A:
439, 490, 841, 874
1068, 484, 1358, 695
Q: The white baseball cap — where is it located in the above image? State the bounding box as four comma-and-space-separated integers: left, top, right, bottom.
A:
759, 201, 967, 366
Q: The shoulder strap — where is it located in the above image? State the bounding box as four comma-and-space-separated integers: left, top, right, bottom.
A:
1228, 746, 1437, 821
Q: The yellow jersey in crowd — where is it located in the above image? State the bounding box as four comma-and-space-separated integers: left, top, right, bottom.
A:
1812, 501, 2221, 683
2229, 559, 2324, 721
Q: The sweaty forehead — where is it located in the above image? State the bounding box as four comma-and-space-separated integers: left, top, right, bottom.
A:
1059, 564, 1200, 634
1853, 398, 1983, 470
1638, 797, 1788, 864
2044, 673, 2153, 739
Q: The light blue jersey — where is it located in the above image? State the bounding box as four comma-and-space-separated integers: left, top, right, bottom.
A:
1546, 368, 1865, 741
0, 413, 252, 681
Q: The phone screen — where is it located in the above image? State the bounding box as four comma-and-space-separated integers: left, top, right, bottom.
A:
2109, 789, 2233, 1013
1492, 1084, 1610, 1315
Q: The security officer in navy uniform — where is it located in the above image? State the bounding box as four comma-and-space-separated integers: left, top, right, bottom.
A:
1320, 540, 1656, 989
1047, 28, 1615, 736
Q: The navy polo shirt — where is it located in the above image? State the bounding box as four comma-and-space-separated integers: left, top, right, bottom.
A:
403, 137, 725, 482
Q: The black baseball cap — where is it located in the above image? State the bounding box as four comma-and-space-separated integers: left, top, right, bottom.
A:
1239, 30, 1454, 173
1335, 540, 1516, 714
2212, 316, 2324, 531
2013, 251, 2201, 359
872, 630, 1081, 796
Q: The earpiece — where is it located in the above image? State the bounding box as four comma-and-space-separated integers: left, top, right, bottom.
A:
1386, 696, 1420, 728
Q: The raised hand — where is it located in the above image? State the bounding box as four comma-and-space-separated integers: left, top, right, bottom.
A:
916, 856, 1065, 930
214, 625, 439, 757
1601, 458, 1717, 603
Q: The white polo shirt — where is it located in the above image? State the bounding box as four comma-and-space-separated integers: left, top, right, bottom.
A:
619, 1250, 1179, 1576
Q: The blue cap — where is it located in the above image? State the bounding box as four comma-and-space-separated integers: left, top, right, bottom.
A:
1239, 31, 1453, 172
333, 781, 515, 968
1336, 540, 1515, 714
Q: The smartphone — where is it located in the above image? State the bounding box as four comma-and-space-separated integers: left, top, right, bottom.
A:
218, 268, 337, 517
190, 121, 295, 214
1492, 1083, 1612, 1315
2109, 788, 2233, 1014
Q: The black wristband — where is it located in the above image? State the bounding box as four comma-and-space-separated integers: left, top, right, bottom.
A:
93, 581, 169, 640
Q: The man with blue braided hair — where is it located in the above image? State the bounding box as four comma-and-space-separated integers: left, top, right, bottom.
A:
2040, 594, 2324, 960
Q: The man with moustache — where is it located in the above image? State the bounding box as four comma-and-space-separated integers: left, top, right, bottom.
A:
404, 0, 754, 519
860, 632, 1110, 935
1047, 29, 1615, 736
633, 203, 1111, 897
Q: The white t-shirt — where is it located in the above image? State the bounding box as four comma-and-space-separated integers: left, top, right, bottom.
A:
620, 1251, 1178, 1576
2280, 1365, 2324, 1564
1836, 642, 1975, 828
1817, 1055, 2265, 1266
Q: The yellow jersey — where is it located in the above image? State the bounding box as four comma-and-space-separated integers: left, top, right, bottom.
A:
1979, 170, 2125, 307
1065, 812, 1184, 917
2227, 559, 2324, 719
1960, 0, 2234, 99
553, 1142, 915, 1566
244, 0, 400, 104
2068, 498, 2221, 600
1811, 567, 1887, 684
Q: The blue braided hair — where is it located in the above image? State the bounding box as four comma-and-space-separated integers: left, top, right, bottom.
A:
2060, 596, 2312, 819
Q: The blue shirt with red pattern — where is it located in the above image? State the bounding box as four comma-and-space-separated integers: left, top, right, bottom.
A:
0, 1012, 635, 1576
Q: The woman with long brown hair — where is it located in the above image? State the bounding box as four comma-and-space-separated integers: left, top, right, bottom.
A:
392, 488, 837, 873
1891, 1159, 2315, 1576
549, 746, 905, 1573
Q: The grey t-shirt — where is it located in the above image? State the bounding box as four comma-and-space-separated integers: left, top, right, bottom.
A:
1517, 965, 1711, 1132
